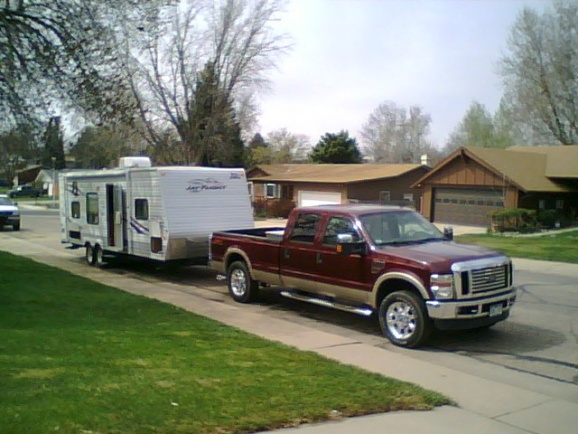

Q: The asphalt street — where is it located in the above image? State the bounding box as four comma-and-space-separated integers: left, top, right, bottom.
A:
4, 210, 578, 388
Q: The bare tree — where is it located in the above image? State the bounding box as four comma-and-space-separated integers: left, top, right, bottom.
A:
444, 101, 497, 153
265, 128, 310, 163
116, 0, 289, 165
499, 0, 578, 145
360, 101, 433, 163
0, 1, 167, 130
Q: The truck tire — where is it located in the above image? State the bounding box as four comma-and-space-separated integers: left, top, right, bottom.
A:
85, 244, 95, 266
13, 223, 20, 231
227, 261, 258, 303
379, 290, 432, 348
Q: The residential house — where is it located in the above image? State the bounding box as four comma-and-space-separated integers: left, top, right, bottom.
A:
247, 163, 430, 217
411, 146, 578, 226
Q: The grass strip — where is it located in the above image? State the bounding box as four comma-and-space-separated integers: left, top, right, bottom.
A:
0, 251, 450, 434
456, 229, 578, 264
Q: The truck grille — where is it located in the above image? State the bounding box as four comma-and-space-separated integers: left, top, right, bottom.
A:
470, 265, 509, 293
0, 211, 13, 216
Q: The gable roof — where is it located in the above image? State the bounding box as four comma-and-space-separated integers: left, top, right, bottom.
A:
412, 146, 576, 193
247, 164, 426, 184
507, 145, 578, 178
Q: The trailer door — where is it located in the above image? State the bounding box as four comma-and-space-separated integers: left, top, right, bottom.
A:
106, 184, 125, 250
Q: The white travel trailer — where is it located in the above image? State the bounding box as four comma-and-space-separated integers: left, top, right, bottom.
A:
60, 157, 254, 265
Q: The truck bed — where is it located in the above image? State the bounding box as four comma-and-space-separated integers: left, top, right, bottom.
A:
215, 227, 286, 241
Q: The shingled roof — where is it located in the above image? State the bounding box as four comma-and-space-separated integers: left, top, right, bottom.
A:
412, 146, 577, 193
248, 164, 425, 184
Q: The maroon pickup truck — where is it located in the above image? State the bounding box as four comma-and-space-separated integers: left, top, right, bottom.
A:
210, 205, 517, 348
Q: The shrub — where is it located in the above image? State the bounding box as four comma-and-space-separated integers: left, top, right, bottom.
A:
537, 209, 574, 229
489, 208, 537, 233
252, 198, 295, 218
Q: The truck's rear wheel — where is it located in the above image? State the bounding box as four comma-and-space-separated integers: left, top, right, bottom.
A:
227, 261, 258, 303
379, 290, 432, 348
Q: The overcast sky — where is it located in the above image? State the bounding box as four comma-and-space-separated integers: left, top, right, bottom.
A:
257, 0, 548, 149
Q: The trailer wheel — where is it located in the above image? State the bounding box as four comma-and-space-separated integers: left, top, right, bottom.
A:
85, 244, 95, 266
378, 290, 432, 348
227, 261, 258, 303
93, 245, 104, 267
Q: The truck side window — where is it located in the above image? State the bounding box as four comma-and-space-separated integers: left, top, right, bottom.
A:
323, 217, 360, 246
290, 213, 320, 243
86, 193, 99, 225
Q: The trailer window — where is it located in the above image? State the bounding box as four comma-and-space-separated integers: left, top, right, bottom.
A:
135, 199, 149, 220
86, 193, 99, 225
71, 201, 81, 219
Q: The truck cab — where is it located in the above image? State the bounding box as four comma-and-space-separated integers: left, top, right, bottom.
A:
210, 205, 517, 348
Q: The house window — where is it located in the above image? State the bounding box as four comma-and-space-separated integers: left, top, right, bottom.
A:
556, 199, 564, 209
403, 193, 414, 202
71, 201, 81, 219
379, 191, 391, 204
247, 182, 253, 198
266, 183, 278, 198
290, 213, 321, 243
539, 200, 545, 210
135, 199, 149, 220
281, 185, 293, 200
86, 193, 99, 225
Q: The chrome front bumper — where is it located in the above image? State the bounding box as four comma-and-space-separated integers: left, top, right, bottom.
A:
426, 288, 517, 320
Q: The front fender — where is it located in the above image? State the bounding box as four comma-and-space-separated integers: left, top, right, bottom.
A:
371, 271, 430, 308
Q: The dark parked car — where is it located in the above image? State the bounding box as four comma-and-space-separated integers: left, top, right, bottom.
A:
8, 185, 44, 198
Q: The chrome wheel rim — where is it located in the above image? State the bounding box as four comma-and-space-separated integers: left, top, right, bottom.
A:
230, 269, 247, 297
386, 301, 417, 340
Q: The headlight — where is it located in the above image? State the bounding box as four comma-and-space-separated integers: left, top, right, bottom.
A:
430, 274, 455, 299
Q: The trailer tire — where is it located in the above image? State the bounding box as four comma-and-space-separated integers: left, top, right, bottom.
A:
378, 290, 432, 348
93, 245, 104, 267
227, 261, 258, 303
85, 244, 95, 266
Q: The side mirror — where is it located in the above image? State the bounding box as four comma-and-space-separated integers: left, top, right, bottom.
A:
336, 233, 367, 256
443, 226, 453, 240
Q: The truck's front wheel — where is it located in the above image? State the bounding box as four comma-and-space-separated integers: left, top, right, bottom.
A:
379, 291, 432, 348
227, 261, 259, 303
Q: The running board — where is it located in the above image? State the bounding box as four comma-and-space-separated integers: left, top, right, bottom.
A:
280, 290, 373, 317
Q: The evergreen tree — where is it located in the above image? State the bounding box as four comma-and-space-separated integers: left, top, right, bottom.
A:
309, 131, 363, 164
42, 116, 66, 169
177, 62, 245, 167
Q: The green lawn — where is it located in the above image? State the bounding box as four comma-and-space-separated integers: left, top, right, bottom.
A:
456, 228, 578, 264
0, 252, 449, 434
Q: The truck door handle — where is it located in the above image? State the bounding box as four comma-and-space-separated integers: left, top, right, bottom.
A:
284, 248, 290, 259
316, 252, 322, 264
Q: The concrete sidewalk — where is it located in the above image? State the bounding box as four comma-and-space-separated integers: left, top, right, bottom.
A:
1, 235, 577, 434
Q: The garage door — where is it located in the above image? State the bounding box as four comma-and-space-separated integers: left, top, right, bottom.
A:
433, 188, 504, 226
298, 191, 342, 207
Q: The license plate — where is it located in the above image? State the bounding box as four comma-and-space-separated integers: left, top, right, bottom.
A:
489, 303, 503, 317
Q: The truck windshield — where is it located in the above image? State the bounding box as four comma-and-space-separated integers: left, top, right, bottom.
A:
359, 211, 445, 246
